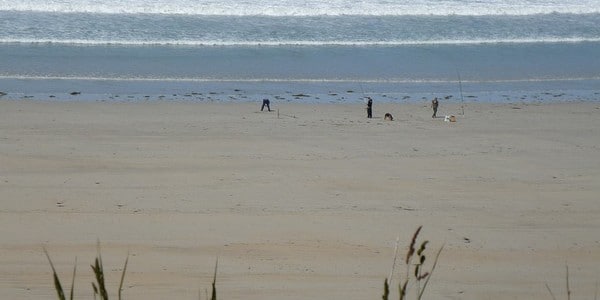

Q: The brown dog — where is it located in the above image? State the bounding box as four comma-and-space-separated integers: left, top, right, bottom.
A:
384, 113, 394, 121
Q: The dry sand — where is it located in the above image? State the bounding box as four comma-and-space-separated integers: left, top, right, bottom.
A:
1, 99, 599, 299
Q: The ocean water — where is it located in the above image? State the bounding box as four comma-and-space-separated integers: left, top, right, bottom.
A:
1, 0, 599, 103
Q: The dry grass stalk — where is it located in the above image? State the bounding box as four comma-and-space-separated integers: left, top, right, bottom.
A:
382, 278, 390, 300
70, 257, 77, 300
405, 226, 422, 264
43, 247, 67, 300
388, 236, 401, 287
117, 253, 129, 300
91, 241, 108, 300
566, 265, 571, 300
211, 258, 218, 300
543, 264, 599, 300
383, 226, 443, 300
45, 242, 128, 300
417, 244, 443, 300
546, 283, 558, 300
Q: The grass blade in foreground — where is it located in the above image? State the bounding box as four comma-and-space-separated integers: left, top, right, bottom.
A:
211, 257, 218, 300
43, 247, 66, 300
118, 253, 129, 300
385, 226, 443, 300
382, 278, 389, 300
70, 257, 77, 300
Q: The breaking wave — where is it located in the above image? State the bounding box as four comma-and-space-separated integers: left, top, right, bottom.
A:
2, 0, 600, 16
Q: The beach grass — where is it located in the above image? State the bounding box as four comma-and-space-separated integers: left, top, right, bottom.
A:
382, 226, 443, 300
44, 242, 129, 300
44, 243, 219, 300
43, 229, 596, 300
45, 228, 443, 300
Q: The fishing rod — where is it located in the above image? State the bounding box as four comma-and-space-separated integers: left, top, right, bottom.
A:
456, 70, 465, 116
420, 45, 467, 116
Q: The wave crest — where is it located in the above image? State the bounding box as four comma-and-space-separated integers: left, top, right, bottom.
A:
3, 0, 600, 16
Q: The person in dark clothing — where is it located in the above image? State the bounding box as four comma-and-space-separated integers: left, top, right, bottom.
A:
366, 97, 373, 118
431, 97, 439, 118
261, 98, 271, 111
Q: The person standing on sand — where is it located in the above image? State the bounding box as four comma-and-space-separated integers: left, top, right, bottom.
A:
366, 97, 373, 118
261, 98, 271, 111
431, 97, 439, 118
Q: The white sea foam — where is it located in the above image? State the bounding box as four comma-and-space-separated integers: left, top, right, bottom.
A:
1, 0, 599, 16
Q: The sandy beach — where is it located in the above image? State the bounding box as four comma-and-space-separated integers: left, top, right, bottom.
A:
1, 99, 599, 299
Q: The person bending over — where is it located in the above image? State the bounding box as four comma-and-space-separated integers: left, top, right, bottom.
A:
261, 98, 271, 111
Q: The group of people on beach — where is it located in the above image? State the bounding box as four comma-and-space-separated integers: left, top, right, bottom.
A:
364, 96, 440, 119
259, 96, 440, 119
